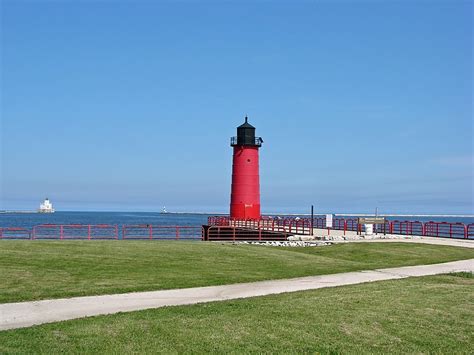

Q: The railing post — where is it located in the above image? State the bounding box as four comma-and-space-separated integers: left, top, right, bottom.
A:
149, 225, 153, 240
464, 224, 467, 239
449, 224, 452, 238
176, 226, 179, 240
422, 223, 426, 236
88, 225, 91, 240
344, 220, 347, 236
122, 225, 126, 240
60, 225, 64, 240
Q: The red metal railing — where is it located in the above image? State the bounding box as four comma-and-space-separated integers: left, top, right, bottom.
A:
207, 216, 473, 239
374, 221, 390, 234
215, 217, 316, 235
467, 224, 474, 239
205, 225, 290, 241
2, 219, 473, 241
331, 218, 365, 235
32, 224, 61, 239
332, 218, 346, 230
32, 224, 118, 240
207, 216, 230, 226
212, 216, 332, 235
424, 222, 467, 239
122, 225, 203, 240
390, 221, 424, 236
0, 227, 31, 239
313, 217, 326, 229
346, 219, 360, 232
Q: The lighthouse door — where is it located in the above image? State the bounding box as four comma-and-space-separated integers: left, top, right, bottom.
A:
244, 204, 253, 219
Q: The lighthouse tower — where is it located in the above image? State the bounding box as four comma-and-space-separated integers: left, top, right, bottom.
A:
230, 116, 263, 219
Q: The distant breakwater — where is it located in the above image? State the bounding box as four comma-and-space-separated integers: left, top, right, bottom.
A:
0, 211, 38, 214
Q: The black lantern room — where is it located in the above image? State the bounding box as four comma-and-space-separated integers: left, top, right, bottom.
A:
230, 116, 263, 147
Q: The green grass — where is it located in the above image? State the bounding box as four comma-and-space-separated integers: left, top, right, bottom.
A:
449, 271, 473, 278
0, 241, 473, 303
1, 274, 472, 353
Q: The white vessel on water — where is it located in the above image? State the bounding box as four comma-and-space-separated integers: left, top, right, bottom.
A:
160, 206, 168, 214
38, 198, 55, 213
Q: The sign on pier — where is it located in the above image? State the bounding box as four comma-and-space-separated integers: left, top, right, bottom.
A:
358, 217, 386, 224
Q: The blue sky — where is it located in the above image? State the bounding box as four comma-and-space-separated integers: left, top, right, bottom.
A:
1, 0, 472, 214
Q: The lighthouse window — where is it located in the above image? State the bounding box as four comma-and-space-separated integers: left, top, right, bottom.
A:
247, 159, 251, 163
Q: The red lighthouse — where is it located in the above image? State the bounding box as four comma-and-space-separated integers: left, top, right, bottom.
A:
230, 116, 263, 219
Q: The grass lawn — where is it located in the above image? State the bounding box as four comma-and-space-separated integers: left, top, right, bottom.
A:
0, 241, 473, 303
0, 273, 472, 353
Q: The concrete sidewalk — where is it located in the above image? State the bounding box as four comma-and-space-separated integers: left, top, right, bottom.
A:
1, 258, 472, 331
331, 236, 474, 248
308, 228, 474, 248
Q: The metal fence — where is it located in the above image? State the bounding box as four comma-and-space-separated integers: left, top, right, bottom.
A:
424, 222, 467, 239
208, 216, 474, 239
389, 220, 424, 236
122, 225, 203, 240
468, 224, 474, 239
2, 220, 473, 240
205, 225, 290, 241
32, 224, 119, 240
0, 227, 31, 239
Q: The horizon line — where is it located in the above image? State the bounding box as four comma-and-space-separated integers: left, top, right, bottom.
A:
1, 210, 473, 218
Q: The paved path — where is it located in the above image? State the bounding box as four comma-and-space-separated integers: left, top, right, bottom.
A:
1, 259, 473, 331
331, 236, 474, 248
308, 228, 474, 248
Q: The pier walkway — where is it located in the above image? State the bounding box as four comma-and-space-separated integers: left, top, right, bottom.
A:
308, 230, 474, 248
1, 258, 472, 331
330, 236, 474, 248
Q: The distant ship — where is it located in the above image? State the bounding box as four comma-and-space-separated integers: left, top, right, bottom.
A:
160, 206, 168, 214
38, 198, 55, 213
